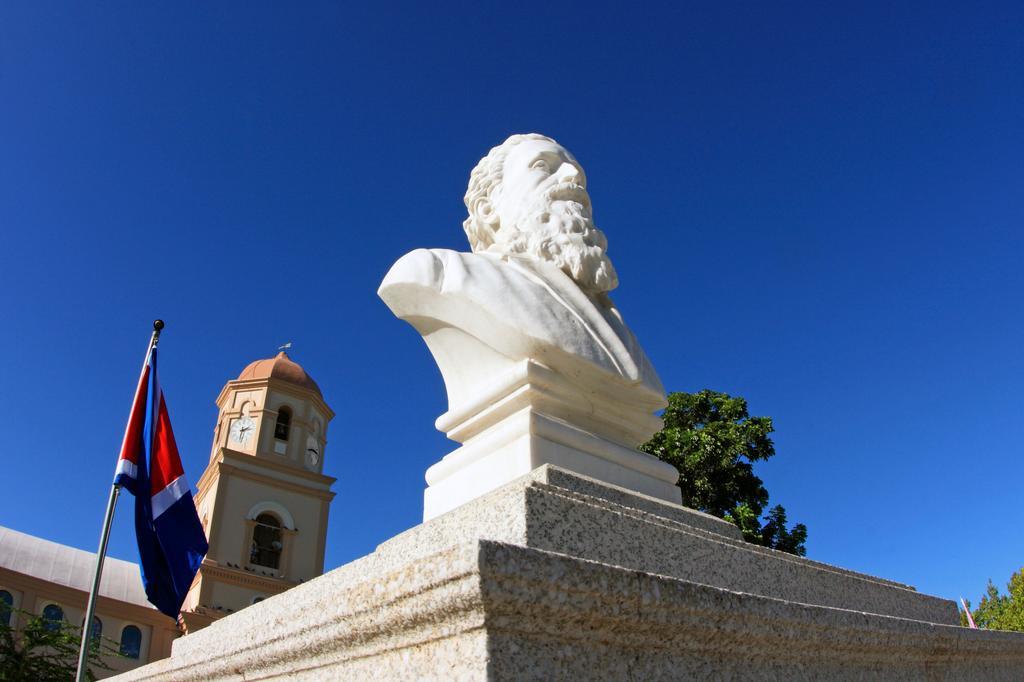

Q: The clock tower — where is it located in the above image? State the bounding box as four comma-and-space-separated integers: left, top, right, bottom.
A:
180, 351, 336, 632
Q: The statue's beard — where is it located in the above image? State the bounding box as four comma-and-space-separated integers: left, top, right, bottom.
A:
495, 184, 619, 294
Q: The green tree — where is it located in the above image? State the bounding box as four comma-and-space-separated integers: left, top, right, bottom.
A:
964, 568, 1024, 632
640, 389, 808, 555
0, 608, 114, 681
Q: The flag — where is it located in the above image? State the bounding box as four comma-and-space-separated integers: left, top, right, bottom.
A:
961, 597, 978, 629
115, 345, 208, 619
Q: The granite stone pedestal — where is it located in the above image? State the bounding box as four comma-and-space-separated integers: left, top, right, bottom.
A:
114, 466, 1024, 680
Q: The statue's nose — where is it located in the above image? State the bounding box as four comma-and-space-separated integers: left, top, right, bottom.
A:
556, 163, 579, 184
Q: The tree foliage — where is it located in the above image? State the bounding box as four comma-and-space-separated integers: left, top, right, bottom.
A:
0, 608, 114, 682
640, 389, 808, 555
962, 568, 1024, 632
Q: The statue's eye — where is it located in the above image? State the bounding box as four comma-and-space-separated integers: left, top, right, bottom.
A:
530, 159, 549, 172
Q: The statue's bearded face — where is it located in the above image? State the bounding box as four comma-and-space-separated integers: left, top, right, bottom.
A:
489, 139, 618, 294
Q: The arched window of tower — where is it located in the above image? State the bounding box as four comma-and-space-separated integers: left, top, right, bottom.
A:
250, 513, 283, 569
246, 501, 296, 529
274, 407, 292, 441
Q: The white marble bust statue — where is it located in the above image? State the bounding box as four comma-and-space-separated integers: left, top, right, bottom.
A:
380, 133, 663, 398
379, 133, 678, 519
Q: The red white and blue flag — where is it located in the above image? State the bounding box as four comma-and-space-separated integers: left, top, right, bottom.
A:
114, 346, 208, 619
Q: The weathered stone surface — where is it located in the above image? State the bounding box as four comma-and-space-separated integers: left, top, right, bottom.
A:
114, 542, 490, 681
113, 467, 1024, 680
477, 541, 1024, 681
376, 466, 955, 623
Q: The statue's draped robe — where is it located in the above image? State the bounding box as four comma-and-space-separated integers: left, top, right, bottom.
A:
379, 248, 664, 397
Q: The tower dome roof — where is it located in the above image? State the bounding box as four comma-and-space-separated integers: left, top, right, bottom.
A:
237, 351, 321, 395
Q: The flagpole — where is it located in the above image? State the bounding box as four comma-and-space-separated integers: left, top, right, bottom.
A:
75, 320, 164, 682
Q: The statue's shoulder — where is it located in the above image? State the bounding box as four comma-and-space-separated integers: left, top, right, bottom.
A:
380, 248, 445, 289
379, 248, 508, 295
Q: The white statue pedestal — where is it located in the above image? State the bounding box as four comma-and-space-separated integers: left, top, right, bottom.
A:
424, 359, 680, 520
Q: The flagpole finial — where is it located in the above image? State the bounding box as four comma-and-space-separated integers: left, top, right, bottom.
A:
152, 320, 165, 347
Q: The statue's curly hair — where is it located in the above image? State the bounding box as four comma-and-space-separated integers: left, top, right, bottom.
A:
462, 133, 555, 252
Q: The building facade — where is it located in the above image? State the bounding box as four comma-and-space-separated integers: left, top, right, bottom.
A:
0, 351, 335, 677
0, 526, 180, 678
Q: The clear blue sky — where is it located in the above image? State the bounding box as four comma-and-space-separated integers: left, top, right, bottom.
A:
1, 2, 1020, 607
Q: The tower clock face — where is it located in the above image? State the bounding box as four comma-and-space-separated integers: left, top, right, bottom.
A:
305, 435, 320, 468
230, 416, 256, 446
